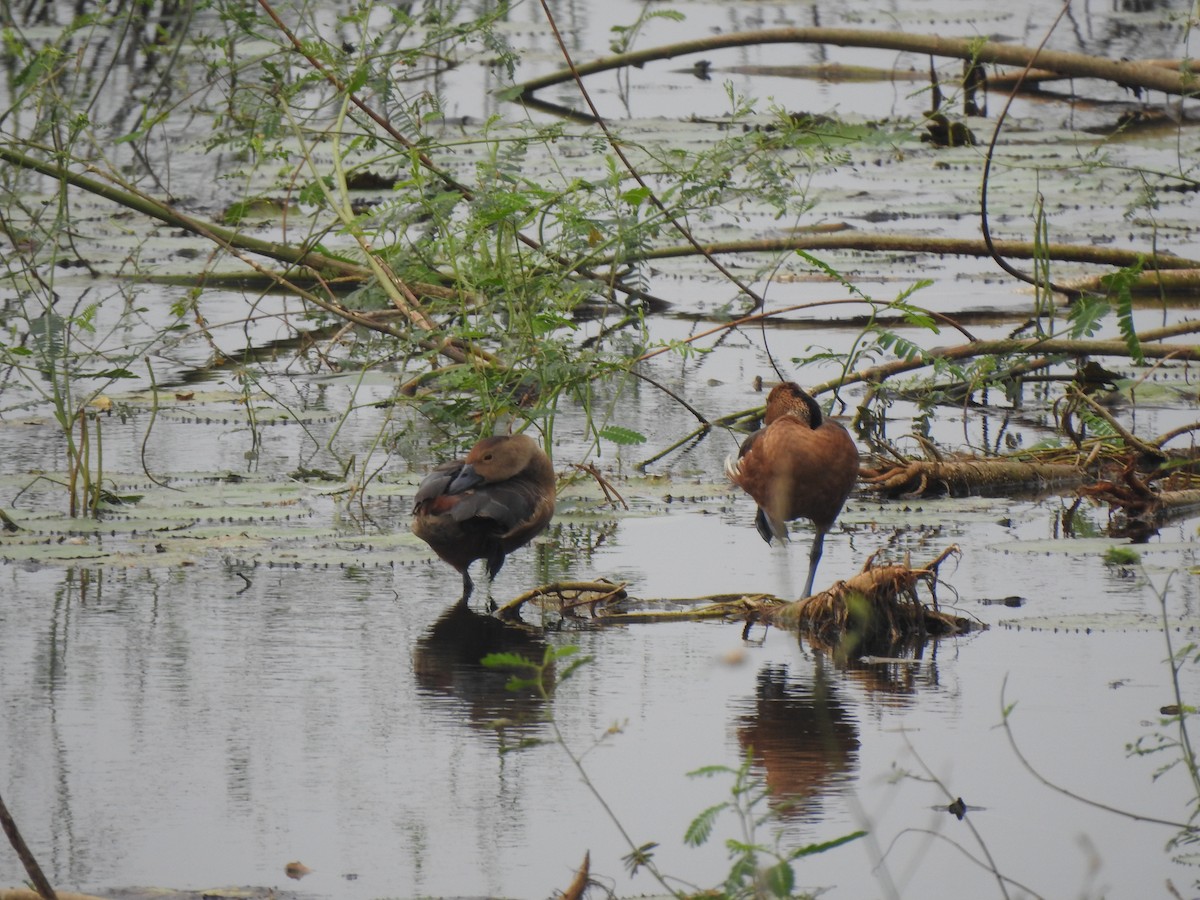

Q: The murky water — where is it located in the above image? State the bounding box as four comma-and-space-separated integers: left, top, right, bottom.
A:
2, 0, 1199, 897
2, 509, 1198, 898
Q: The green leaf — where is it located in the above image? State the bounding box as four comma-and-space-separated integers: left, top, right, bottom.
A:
622, 842, 658, 875
1100, 261, 1145, 364
683, 802, 726, 846
1103, 546, 1140, 567
223, 200, 251, 225
556, 654, 593, 684
789, 829, 867, 859
503, 675, 541, 692
765, 860, 795, 896
620, 186, 652, 207
480, 651, 537, 671
724, 851, 757, 889
599, 425, 647, 445
346, 63, 370, 94
872, 328, 923, 361
687, 763, 736, 778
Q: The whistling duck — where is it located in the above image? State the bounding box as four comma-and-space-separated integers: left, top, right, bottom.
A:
726, 382, 859, 598
412, 434, 556, 605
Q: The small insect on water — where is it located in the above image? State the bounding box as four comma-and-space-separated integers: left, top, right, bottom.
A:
412, 434, 556, 606
726, 382, 860, 598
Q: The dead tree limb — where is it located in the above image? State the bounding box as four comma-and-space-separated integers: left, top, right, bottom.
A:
514, 28, 1198, 102
602, 234, 1200, 272
862, 458, 1084, 498
806, 322, 1200, 397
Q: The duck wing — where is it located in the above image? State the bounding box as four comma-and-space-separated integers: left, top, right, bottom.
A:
447, 479, 547, 535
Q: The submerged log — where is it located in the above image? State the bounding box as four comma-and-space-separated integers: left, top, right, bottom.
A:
862, 457, 1083, 498
498, 549, 979, 661
764, 547, 979, 655
495, 579, 789, 624
1080, 468, 1200, 524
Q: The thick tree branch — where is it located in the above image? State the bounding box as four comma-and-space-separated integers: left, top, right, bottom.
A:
603, 234, 1200, 271
514, 28, 1199, 101
808, 320, 1200, 396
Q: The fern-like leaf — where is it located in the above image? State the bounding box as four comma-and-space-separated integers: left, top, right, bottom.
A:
600, 425, 647, 445
1101, 261, 1145, 364
683, 802, 727, 847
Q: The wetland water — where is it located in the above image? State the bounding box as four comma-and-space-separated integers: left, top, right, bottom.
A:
2, 0, 1200, 897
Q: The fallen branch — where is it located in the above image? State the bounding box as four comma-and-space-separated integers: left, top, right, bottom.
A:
494, 581, 789, 624
807, 322, 1200, 397
1081, 467, 1200, 524
494, 549, 975, 651
514, 28, 1198, 103
1063, 268, 1200, 296
602, 234, 1200, 273
862, 457, 1084, 498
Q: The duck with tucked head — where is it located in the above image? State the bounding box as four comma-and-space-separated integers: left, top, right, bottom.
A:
726, 382, 860, 598
412, 433, 556, 605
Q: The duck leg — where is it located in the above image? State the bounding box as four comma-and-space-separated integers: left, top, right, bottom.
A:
458, 569, 475, 606
801, 527, 827, 599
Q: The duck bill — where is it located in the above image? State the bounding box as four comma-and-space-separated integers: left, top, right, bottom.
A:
448, 464, 484, 494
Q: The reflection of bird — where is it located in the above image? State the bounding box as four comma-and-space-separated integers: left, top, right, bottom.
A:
412, 434, 556, 605
413, 601, 549, 736
735, 663, 859, 821
726, 382, 859, 598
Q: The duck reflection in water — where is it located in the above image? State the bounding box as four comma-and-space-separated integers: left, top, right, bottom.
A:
735, 663, 860, 821
413, 601, 550, 738
412, 433, 556, 607
727, 382, 860, 598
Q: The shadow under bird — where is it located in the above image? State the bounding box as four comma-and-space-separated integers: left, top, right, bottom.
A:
412, 433, 556, 605
726, 382, 860, 598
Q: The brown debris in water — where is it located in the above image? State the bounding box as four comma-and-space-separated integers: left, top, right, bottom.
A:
556, 851, 590, 900
764, 546, 979, 654
284, 860, 312, 880
496, 549, 978, 657
1080, 466, 1200, 528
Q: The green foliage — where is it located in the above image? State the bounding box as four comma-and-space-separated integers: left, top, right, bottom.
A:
1099, 261, 1146, 365
1102, 545, 1140, 568
871, 328, 924, 362
1068, 292, 1111, 339
622, 841, 660, 876
609, 6, 686, 55
482, 644, 592, 698
600, 425, 648, 446
685, 751, 864, 898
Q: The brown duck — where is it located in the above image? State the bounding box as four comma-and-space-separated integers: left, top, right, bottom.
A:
726, 382, 859, 598
412, 434, 556, 605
